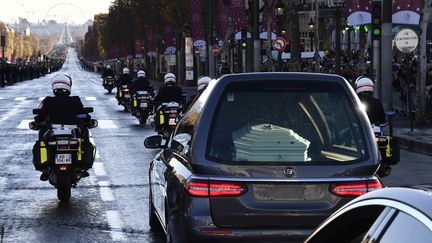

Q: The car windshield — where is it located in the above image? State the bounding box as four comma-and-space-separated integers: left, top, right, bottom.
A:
207, 80, 368, 164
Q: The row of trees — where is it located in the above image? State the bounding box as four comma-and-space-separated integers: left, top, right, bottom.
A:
81, 0, 308, 74
82, 0, 189, 61
0, 22, 40, 62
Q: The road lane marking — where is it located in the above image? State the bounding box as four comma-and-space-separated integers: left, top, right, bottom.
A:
39, 97, 45, 101
17, 119, 33, 129
85, 97, 97, 101
88, 138, 100, 158
97, 120, 117, 129
15, 97, 26, 101
0, 102, 27, 125
0, 97, 4, 100
93, 162, 107, 176
100, 187, 115, 201
106, 211, 126, 241
98, 181, 110, 187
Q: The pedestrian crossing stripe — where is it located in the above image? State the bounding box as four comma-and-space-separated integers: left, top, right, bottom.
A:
17, 119, 34, 129
85, 97, 97, 101
15, 97, 26, 101
97, 119, 118, 129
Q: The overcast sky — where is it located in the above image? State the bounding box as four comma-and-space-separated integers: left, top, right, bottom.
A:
0, 0, 113, 24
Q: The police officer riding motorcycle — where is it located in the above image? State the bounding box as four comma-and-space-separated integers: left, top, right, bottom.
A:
29, 74, 98, 201
152, 73, 184, 137
129, 70, 155, 124
355, 76, 399, 177
101, 64, 115, 93
116, 67, 133, 111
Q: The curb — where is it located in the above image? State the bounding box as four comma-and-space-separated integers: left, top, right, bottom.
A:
396, 136, 432, 156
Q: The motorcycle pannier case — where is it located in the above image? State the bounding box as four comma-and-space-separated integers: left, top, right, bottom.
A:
381, 136, 400, 165
32, 140, 50, 170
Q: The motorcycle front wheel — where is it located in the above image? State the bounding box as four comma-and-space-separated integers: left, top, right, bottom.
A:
57, 173, 71, 201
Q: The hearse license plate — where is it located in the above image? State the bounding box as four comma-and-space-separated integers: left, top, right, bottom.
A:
55, 154, 72, 164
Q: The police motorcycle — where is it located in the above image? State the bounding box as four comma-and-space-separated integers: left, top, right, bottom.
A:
117, 84, 131, 111
355, 76, 400, 177
154, 101, 183, 138
29, 108, 98, 201
374, 111, 400, 178
102, 75, 115, 93
131, 90, 154, 125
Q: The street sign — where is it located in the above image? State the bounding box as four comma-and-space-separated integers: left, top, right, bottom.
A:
212, 45, 221, 56
273, 37, 286, 52
394, 28, 419, 54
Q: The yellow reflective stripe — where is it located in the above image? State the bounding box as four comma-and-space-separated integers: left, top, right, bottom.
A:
77, 139, 82, 161
159, 110, 165, 125
133, 97, 138, 107
386, 136, 391, 157
119, 89, 123, 97
40, 141, 47, 164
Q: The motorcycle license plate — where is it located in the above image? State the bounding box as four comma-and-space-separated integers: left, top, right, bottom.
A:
140, 102, 148, 108
55, 154, 72, 165
124, 94, 130, 98
169, 118, 176, 125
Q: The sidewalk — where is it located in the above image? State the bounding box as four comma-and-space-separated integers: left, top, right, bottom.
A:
393, 117, 432, 156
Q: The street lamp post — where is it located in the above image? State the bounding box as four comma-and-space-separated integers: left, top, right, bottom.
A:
275, 0, 284, 71
309, 18, 315, 51
328, 0, 345, 74
265, 0, 277, 72
313, 0, 320, 72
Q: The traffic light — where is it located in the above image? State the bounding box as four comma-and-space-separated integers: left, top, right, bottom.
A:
371, 1, 381, 40
241, 29, 247, 49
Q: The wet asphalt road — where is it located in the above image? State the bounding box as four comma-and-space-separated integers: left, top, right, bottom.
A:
0, 48, 432, 243
0, 49, 164, 243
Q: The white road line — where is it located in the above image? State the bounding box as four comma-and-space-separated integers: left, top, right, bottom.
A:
97, 120, 118, 129
98, 181, 110, 187
0, 97, 4, 100
89, 138, 100, 158
17, 119, 33, 129
0, 103, 26, 125
93, 162, 107, 176
39, 97, 45, 101
15, 97, 26, 101
100, 187, 115, 201
85, 97, 97, 101
106, 211, 126, 241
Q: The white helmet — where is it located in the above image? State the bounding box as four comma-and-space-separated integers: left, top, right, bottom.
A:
51, 73, 72, 95
106, 64, 111, 69
355, 76, 374, 94
137, 70, 146, 78
197, 76, 211, 91
123, 67, 129, 74
164, 72, 176, 85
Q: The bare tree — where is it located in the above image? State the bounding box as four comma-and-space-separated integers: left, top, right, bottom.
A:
416, 0, 431, 123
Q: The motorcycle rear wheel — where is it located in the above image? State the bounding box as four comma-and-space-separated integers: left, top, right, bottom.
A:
57, 173, 71, 201
139, 114, 148, 125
